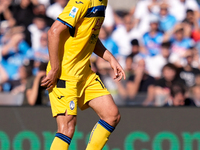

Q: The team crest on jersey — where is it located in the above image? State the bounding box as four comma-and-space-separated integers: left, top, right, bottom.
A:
70, 101, 75, 110
69, 7, 79, 18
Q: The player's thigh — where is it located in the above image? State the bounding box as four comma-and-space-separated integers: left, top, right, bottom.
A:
87, 94, 120, 127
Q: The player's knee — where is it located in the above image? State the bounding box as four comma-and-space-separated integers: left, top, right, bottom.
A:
58, 115, 76, 136
103, 110, 121, 127
113, 112, 121, 126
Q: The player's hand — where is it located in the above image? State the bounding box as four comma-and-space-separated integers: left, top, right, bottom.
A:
110, 58, 126, 81
41, 69, 59, 90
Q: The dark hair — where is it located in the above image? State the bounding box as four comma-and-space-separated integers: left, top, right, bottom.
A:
34, 15, 46, 20
161, 41, 171, 49
170, 83, 186, 97
131, 39, 139, 46
186, 9, 194, 14
162, 63, 177, 73
175, 28, 184, 33
126, 54, 133, 61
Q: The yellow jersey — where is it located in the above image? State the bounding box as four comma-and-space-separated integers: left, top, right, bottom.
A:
47, 0, 107, 81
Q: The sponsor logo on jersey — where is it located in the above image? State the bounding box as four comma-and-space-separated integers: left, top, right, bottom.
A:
92, 19, 103, 31
93, 9, 98, 14
70, 101, 75, 110
69, 7, 79, 18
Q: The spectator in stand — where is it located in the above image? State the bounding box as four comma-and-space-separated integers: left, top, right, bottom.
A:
46, 0, 68, 20
164, 83, 196, 106
129, 39, 145, 61
190, 75, 200, 106
0, 0, 15, 27
127, 59, 155, 106
168, 0, 199, 22
112, 14, 136, 57
23, 62, 49, 106
33, 4, 54, 27
0, 64, 8, 85
145, 41, 171, 79
28, 15, 49, 50
10, 0, 39, 45
133, 0, 161, 36
155, 63, 185, 106
179, 49, 200, 87
183, 9, 196, 27
99, 26, 119, 57
164, 23, 194, 67
103, 4, 115, 34
191, 46, 200, 69
158, 3, 177, 32
112, 14, 139, 67
33, 32, 49, 75
124, 55, 134, 80
37, 0, 50, 8
189, 9, 200, 42
11, 0, 37, 28
9, 61, 33, 94
0, 26, 32, 82
33, 32, 49, 62
142, 14, 163, 56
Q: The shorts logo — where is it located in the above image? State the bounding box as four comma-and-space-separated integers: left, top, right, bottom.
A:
70, 101, 75, 110
69, 7, 79, 18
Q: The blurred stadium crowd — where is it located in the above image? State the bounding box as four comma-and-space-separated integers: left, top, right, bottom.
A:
1, 0, 200, 107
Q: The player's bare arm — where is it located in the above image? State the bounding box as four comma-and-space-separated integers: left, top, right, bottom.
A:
41, 20, 68, 90
94, 38, 126, 81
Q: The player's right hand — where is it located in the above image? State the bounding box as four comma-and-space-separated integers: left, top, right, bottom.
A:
41, 70, 59, 90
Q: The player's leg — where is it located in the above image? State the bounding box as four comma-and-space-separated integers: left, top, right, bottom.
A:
86, 94, 120, 150
48, 78, 78, 150
50, 111, 76, 150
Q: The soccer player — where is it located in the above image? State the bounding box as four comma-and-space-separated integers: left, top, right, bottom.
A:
41, 0, 126, 149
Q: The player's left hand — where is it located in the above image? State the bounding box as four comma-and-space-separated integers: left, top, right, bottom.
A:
41, 69, 59, 90
110, 58, 126, 81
